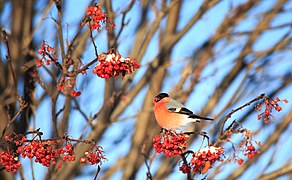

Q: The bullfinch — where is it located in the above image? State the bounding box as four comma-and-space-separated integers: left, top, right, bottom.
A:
153, 93, 213, 130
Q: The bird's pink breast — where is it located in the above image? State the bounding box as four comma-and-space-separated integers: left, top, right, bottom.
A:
154, 103, 192, 129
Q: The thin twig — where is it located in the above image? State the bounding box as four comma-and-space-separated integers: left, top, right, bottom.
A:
66, 57, 98, 77
65, 19, 85, 59
114, 0, 135, 46
1, 28, 18, 97
55, 105, 65, 118
184, 131, 210, 145
73, 98, 90, 122
88, 21, 99, 58
219, 93, 265, 136
1, 98, 28, 139
53, 0, 66, 61
93, 165, 101, 180
142, 150, 153, 180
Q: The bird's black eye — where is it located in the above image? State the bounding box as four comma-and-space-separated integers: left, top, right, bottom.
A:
153, 97, 159, 103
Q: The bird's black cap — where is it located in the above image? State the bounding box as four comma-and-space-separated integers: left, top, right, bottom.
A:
154, 93, 169, 103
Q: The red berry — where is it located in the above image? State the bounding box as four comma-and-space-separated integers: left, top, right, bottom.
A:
75, 91, 81, 97
276, 106, 282, 112
238, 159, 244, 165
247, 145, 255, 151
274, 97, 280, 102
265, 110, 270, 116
58, 164, 62, 168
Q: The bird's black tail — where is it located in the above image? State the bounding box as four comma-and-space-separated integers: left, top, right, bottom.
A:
188, 114, 213, 121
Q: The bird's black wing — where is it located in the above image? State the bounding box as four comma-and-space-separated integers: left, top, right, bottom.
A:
176, 107, 193, 115
188, 114, 213, 121
167, 107, 193, 115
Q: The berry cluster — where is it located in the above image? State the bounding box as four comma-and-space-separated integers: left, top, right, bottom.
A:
244, 144, 258, 158
235, 143, 260, 165
83, 4, 116, 32
240, 130, 261, 159
153, 130, 189, 157
255, 97, 288, 124
35, 41, 83, 97
0, 131, 106, 173
227, 128, 261, 165
189, 146, 225, 175
70, 89, 81, 97
36, 41, 57, 68
17, 140, 59, 167
236, 141, 261, 165
57, 77, 81, 98
58, 143, 76, 162
80, 146, 106, 165
92, 50, 140, 79
0, 152, 21, 173
179, 163, 191, 174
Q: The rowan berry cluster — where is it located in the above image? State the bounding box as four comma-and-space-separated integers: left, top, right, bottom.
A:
80, 146, 106, 165
92, 50, 140, 79
255, 97, 288, 124
189, 146, 224, 174
36, 41, 58, 68
236, 141, 260, 165
153, 130, 189, 157
83, 4, 116, 32
226, 128, 261, 165
17, 140, 59, 167
56, 76, 82, 97
0, 131, 106, 173
179, 162, 191, 174
0, 152, 21, 173
238, 129, 261, 160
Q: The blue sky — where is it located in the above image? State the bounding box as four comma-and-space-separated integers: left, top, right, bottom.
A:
1, 0, 291, 179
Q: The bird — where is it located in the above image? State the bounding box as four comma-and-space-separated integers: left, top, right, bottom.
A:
153, 93, 213, 130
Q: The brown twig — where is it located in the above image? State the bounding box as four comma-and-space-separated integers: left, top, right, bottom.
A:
65, 21, 85, 59
88, 21, 99, 58
184, 131, 210, 145
114, 0, 135, 46
93, 165, 101, 180
73, 98, 90, 122
1, 97, 28, 139
65, 57, 98, 77
5, 130, 96, 145
219, 93, 265, 136
1, 28, 18, 97
142, 152, 153, 180
53, 0, 66, 61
